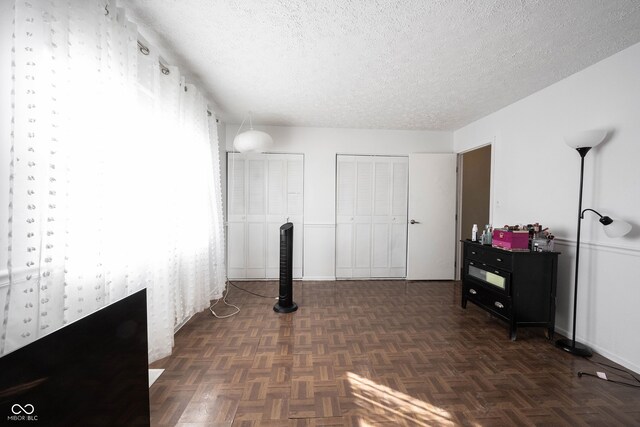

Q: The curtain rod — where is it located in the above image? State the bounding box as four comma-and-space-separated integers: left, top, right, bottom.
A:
136, 40, 218, 122
104, 5, 217, 121
137, 40, 170, 75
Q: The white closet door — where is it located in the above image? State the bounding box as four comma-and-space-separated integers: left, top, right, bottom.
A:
246, 159, 266, 278
353, 159, 373, 277
287, 158, 304, 278
227, 153, 304, 280
336, 155, 408, 279
265, 155, 304, 279
227, 156, 247, 278
389, 158, 408, 277
266, 158, 287, 278
371, 159, 391, 277
336, 156, 356, 278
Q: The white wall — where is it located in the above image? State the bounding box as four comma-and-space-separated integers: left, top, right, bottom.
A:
224, 125, 452, 279
454, 42, 640, 373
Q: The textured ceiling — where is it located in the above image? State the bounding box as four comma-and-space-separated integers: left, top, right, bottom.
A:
121, 0, 640, 130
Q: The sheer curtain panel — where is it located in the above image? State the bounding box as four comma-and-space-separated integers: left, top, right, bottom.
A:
2, 0, 226, 363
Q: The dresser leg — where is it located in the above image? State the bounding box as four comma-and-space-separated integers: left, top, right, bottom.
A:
509, 325, 517, 341
546, 326, 555, 340
461, 297, 467, 309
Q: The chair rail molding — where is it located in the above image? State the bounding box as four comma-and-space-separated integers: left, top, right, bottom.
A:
553, 237, 640, 257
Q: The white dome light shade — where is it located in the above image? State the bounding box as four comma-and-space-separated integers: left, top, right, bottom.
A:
603, 219, 632, 238
564, 129, 607, 149
233, 130, 273, 153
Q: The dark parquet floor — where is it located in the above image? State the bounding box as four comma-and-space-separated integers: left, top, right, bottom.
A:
149, 281, 640, 426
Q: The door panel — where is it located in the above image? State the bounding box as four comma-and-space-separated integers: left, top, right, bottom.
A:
335, 222, 353, 277
247, 160, 266, 216
337, 159, 356, 216
292, 220, 303, 278
390, 221, 407, 269
268, 160, 285, 215
336, 155, 408, 279
355, 161, 373, 217
407, 153, 456, 280
247, 222, 265, 268
371, 223, 390, 277
227, 153, 304, 279
227, 222, 246, 270
246, 159, 267, 278
391, 161, 408, 216
266, 220, 281, 277
287, 159, 304, 215
228, 159, 245, 216
353, 223, 371, 267
335, 156, 357, 278
373, 161, 390, 216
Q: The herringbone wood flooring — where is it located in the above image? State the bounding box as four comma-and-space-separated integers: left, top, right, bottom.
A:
149, 281, 640, 426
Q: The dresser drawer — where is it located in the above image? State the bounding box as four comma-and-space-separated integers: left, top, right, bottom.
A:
487, 251, 512, 270
464, 283, 511, 320
465, 245, 489, 263
466, 245, 513, 270
465, 260, 510, 294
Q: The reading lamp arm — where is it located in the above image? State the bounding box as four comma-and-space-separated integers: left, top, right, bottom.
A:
581, 208, 613, 225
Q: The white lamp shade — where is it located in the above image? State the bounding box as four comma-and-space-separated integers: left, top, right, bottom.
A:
603, 219, 632, 238
564, 129, 607, 149
233, 130, 273, 153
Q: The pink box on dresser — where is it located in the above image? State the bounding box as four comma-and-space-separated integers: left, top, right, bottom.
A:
492, 230, 529, 251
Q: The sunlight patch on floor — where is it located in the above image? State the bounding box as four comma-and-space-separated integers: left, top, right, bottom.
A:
347, 371, 455, 426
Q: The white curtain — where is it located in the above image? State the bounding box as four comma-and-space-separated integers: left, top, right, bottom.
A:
1, 0, 226, 362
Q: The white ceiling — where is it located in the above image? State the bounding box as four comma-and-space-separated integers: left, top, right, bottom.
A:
122, 0, 640, 131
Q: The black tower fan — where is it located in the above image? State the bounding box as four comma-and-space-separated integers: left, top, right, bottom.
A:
274, 222, 298, 313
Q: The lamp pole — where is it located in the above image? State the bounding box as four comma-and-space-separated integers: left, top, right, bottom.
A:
556, 147, 593, 357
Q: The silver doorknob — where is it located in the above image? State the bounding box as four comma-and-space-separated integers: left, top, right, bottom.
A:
410, 219, 420, 224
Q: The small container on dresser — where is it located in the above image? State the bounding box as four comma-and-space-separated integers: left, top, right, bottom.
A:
492, 229, 529, 251
461, 240, 559, 340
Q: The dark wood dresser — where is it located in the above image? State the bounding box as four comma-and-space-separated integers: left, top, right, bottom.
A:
461, 240, 559, 340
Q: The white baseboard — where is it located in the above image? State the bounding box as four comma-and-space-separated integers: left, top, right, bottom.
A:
301, 276, 336, 281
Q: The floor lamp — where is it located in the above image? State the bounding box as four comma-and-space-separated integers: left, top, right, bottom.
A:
556, 130, 632, 357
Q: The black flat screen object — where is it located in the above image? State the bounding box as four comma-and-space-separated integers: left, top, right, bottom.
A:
274, 222, 298, 313
0, 289, 150, 426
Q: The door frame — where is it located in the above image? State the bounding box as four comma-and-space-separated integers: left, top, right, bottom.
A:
455, 143, 494, 280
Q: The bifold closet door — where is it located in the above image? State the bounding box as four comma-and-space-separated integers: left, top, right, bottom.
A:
265, 156, 303, 278
227, 157, 247, 278
371, 157, 408, 277
227, 153, 303, 279
336, 155, 408, 278
227, 156, 266, 278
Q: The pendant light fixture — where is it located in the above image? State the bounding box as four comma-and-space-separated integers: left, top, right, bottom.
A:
233, 112, 273, 153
